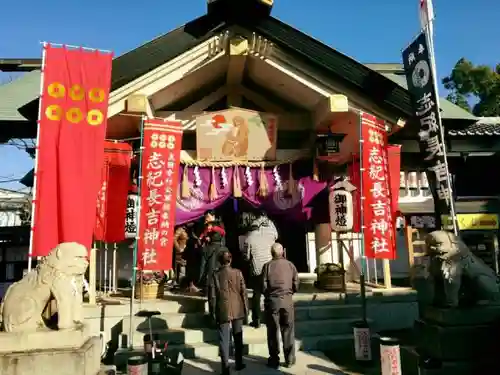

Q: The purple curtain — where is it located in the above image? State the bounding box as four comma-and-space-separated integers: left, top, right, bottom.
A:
175, 164, 326, 225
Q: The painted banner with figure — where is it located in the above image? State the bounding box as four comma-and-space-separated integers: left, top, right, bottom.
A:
196, 108, 277, 161
137, 119, 183, 271
94, 141, 133, 242
31, 43, 113, 257
360, 113, 396, 260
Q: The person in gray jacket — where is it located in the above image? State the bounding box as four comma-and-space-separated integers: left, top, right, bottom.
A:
262, 242, 299, 369
241, 210, 278, 328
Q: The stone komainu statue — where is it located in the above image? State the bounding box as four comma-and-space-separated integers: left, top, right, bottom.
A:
0, 242, 89, 332
424, 230, 500, 308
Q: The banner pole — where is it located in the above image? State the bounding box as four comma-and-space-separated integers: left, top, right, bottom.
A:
358, 114, 368, 323
27, 42, 48, 272
104, 242, 108, 294
112, 242, 117, 292
423, 21, 459, 235
129, 116, 145, 350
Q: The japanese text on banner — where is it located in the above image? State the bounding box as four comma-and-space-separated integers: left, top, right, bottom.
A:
402, 32, 453, 220
138, 120, 183, 271
361, 113, 396, 260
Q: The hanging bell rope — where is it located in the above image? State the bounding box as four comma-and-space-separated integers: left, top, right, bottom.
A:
287, 162, 297, 196
181, 166, 190, 198
233, 165, 242, 198
257, 163, 269, 197
209, 166, 218, 201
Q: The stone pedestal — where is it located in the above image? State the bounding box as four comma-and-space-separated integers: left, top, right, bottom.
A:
0, 325, 101, 375
410, 306, 500, 375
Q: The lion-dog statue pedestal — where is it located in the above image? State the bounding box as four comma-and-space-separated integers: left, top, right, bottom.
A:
406, 231, 500, 375
0, 243, 101, 375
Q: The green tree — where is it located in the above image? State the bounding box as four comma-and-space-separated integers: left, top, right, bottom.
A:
442, 58, 500, 117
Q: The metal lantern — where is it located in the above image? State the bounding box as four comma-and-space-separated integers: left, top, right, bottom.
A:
329, 179, 356, 232
315, 133, 346, 162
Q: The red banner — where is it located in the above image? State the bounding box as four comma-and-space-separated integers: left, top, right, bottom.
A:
137, 119, 183, 271
94, 142, 133, 243
361, 113, 396, 260
32, 44, 113, 257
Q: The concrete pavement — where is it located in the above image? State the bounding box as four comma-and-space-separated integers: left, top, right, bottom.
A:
181, 351, 348, 374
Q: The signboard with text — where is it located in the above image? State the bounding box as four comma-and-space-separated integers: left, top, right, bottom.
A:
137, 119, 183, 271
402, 32, 453, 224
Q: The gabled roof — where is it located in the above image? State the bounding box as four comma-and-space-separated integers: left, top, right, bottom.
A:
111, 14, 226, 91
0, 12, 478, 125
448, 117, 500, 136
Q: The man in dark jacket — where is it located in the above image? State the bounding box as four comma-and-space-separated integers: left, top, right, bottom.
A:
198, 231, 227, 291
261, 242, 299, 369
209, 251, 249, 375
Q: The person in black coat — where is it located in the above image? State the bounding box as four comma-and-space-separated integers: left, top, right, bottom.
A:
198, 231, 227, 291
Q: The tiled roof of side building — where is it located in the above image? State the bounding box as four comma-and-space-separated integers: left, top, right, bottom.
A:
379, 72, 477, 122
448, 117, 500, 136
0, 70, 41, 122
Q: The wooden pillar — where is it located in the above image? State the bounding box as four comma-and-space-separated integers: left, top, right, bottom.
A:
315, 222, 333, 265
382, 259, 392, 289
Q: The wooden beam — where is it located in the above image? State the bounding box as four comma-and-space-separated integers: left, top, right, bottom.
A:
155, 86, 228, 121
237, 86, 285, 113
388, 118, 406, 136
313, 94, 350, 127
226, 37, 249, 107
155, 110, 312, 132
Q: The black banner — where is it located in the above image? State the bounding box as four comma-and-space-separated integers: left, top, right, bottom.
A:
402, 32, 453, 227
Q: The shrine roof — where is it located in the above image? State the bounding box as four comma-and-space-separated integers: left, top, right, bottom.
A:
0, 12, 479, 129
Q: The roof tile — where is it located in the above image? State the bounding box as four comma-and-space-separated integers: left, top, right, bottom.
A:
448, 117, 500, 136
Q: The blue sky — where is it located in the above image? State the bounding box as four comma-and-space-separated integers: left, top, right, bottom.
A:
0, 0, 498, 190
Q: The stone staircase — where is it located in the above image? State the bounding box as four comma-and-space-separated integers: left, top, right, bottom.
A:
114, 292, 368, 367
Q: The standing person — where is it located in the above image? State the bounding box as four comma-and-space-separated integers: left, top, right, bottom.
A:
262, 242, 299, 369
199, 210, 225, 246
173, 226, 188, 287
184, 224, 202, 293
208, 251, 248, 375
198, 231, 227, 292
242, 210, 277, 328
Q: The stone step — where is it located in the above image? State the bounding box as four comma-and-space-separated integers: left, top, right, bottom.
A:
125, 318, 366, 347
114, 333, 354, 368
121, 304, 363, 333
122, 312, 208, 333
